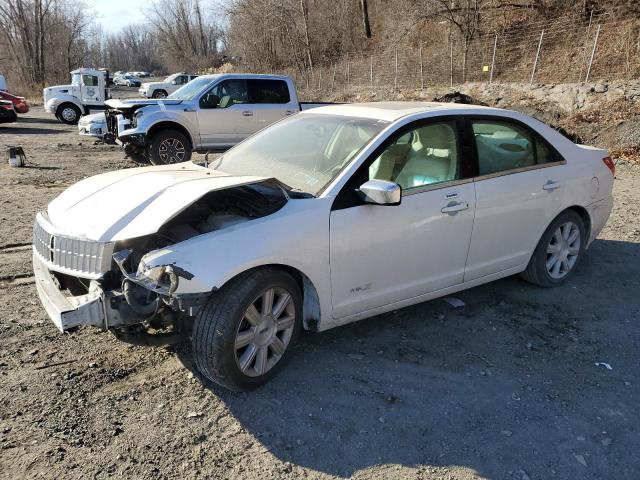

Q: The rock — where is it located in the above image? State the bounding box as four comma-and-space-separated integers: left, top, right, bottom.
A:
186, 412, 203, 419
378, 417, 386, 424
88, 362, 97, 368
574, 454, 588, 467
28, 349, 38, 355
601, 438, 612, 446
594, 84, 608, 93
501, 430, 513, 437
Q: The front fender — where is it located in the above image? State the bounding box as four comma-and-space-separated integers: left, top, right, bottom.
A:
45, 94, 83, 114
140, 197, 333, 324
120, 107, 199, 147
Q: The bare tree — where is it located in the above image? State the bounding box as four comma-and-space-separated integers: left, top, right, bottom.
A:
360, 0, 372, 38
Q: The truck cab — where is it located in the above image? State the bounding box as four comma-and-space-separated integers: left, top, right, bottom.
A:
105, 74, 316, 164
44, 68, 110, 124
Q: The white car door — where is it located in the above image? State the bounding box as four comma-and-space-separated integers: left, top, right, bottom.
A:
197, 79, 258, 148
464, 118, 566, 281
329, 120, 476, 319
249, 79, 297, 130
80, 74, 102, 106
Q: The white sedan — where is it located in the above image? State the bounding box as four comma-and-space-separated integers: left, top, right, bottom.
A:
32, 102, 614, 390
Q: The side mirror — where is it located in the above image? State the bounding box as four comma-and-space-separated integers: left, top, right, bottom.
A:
357, 179, 402, 206
171, 80, 178, 85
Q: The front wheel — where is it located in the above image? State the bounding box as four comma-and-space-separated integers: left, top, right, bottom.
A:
56, 103, 81, 125
147, 129, 191, 165
192, 269, 302, 391
521, 210, 586, 287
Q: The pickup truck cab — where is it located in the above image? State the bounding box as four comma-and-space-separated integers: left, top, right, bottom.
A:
105, 73, 325, 164
138, 72, 198, 98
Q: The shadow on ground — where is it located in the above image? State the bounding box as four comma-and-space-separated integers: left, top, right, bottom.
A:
176, 239, 640, 479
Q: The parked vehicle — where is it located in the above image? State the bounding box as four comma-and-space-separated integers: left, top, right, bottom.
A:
105, 73, 327, 164
0, 99, 17, 123
113, 75, 141, 87
137, 72, 198, 98
32, 102, 614, 390
43, 68, 110, 125
78, 112, 107, 138
0, 90, 29, 113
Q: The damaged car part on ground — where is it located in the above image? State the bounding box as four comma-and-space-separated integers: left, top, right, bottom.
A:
33, 102, 614, 391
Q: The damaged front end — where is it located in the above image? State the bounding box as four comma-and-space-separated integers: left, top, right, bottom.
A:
33, 180, 288, 342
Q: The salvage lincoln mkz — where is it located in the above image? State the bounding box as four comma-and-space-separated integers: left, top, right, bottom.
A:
33, 102, 614, 390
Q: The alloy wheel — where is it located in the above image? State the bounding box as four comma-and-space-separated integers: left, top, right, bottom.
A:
234, 287, 296, 377
158, 138, 186, 163
546, 221, 581, 279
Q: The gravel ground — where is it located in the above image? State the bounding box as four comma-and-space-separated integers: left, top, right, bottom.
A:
0, 103, 639, 480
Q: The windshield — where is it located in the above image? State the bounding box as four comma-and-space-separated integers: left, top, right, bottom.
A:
212, 114, 388, 195
164, 74, 178, 83
168, 76, 213, 100
71, 73, 81, 85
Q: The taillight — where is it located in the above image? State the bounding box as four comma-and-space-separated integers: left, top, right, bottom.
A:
602, 156, 615, 176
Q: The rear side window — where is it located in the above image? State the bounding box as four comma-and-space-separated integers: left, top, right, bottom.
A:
472, 120, 561, 176
249, 80, 290, 104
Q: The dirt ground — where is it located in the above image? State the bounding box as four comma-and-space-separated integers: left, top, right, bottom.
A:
0, 100, 639, 480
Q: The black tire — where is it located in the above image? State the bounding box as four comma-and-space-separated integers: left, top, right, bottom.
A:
520, 210, 586, 287
56, 103, 81, 125
192, 268, 303, 391
152, 90, 168, 98
147, 129, 192, 165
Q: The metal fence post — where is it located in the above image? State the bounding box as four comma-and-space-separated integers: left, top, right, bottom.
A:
347, 53, 350, 89
419, 46, 424, 89
530, 30, 545, 86
394, 49, 398, 90
330, 63, 336, 93
579, 10, 594, 82
585, 24, 601, 82
489, 34, 498, 84
370, 55, 374, 91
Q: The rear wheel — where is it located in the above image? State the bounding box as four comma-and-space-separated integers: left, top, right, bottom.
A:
521, 210, 586, 287
152, 90, 168, 98
56, 103, 81, 125
147, 129, 191, 165
192, 269, 302, 391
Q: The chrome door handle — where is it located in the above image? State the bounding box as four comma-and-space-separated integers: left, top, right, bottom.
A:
183, 108, 195, 112
543, 181, 560, 191
242, 110, 254, 117
441, 202, 469, 214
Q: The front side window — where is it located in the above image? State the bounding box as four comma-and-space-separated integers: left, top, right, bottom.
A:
176, 75, 189, 85
82, 75, 98, 87
368, 121, 459, 191
249, 80, 290, 104
472, 120, 558, 176
199, 79, 248, 109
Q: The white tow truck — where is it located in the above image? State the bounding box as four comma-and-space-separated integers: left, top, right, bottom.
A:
43, 68, 111, 124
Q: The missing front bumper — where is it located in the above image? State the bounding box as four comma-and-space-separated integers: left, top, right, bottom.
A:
33, 251, 105, 332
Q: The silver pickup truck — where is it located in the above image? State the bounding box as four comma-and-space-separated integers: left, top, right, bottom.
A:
104, 74, 329, 164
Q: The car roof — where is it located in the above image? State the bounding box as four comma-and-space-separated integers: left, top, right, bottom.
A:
194, 73, 292, 81
306, 101, 508, 122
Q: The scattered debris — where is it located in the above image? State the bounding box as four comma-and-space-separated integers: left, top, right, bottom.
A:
501, 430, 513, 437
348, 353, 364, 360
34, 360, 76, 370
443, 297, 466, 308
574, 454, 588, 467
465, 352, 494, 367
601, 438, 612, 446
595, 362, 613, 370
186, 412, 203, 419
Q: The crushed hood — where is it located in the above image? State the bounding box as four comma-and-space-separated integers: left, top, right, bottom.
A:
105, 98, 183, 111
47, 163, 270, 242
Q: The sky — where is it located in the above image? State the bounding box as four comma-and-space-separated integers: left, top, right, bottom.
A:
87, 0, 148, 34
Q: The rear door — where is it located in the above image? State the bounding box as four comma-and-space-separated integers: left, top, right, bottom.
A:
249, 79, 297, 131
464, 117, 566, 281
197, 78, 258, 148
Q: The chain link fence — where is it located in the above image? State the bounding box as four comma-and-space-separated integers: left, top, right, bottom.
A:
235, 10, 640, 99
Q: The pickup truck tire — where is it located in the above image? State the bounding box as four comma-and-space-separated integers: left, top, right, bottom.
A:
152, 90, 168, 98
192, 268, 302, 391
520, 210, 585, 287
56, 103, 81, 125
148, 129, 192, 165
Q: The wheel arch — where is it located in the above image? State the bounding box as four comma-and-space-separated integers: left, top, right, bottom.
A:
147, 121, 194, 149
217, 264, 322, 332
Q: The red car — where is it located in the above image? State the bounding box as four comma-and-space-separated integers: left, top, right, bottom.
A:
0, 90, 29, 114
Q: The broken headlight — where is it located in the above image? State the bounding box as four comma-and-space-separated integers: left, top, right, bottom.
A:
137, 263, 179, 295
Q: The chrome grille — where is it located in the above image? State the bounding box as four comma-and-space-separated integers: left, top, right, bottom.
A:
33, 213, 114, 279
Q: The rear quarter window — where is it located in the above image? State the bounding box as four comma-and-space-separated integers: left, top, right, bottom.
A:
250, 80, 290, 104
